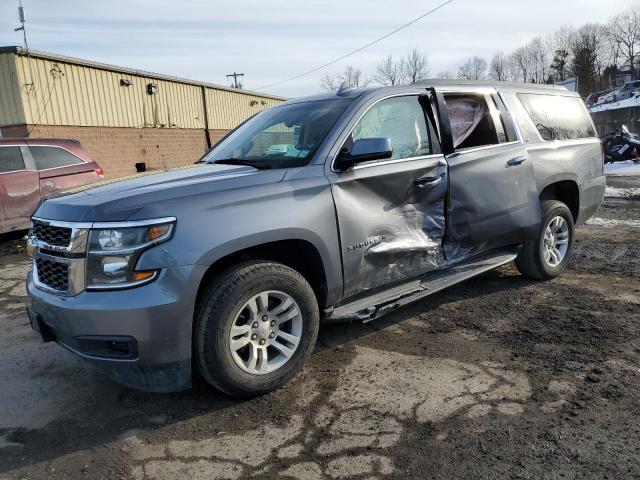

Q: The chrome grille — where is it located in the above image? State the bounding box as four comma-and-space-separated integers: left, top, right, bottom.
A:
35, 258, 70, 291
32, 220, 72, 247
29, 218, 91, 296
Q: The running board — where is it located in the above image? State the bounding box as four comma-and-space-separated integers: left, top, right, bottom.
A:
324, 249, 518, 323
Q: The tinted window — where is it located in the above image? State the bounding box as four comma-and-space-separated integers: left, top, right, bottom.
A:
0, 147, 26, 173
444, 94, 500, 150
30, 146, 84, 170
517, 93, 596, 141
501, 92, 541, 143
348, 96, 432, 162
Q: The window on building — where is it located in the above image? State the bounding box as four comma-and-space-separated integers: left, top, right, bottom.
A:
0, 147, 26, 173
30, 146, 84, 170
517, 93, 597, 141
444, 94, 500, 150
346, 96, 432, 162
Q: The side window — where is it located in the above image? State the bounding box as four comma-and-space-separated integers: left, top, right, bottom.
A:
30, 146, 84, 170
444, 94, 500, 150
349, 96, 432, 162
501, 92, 542, 144
0, 147, 26, 173
517, 93, 597, 141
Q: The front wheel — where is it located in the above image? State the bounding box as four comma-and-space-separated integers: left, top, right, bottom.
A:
194, 261, 319, 397
515, 200, 575, 280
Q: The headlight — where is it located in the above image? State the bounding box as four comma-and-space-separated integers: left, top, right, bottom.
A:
86, 218, 175, 289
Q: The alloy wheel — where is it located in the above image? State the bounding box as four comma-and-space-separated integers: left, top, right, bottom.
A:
229, 290, 303, 375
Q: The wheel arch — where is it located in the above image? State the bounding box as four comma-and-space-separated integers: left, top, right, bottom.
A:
539, 179, 579, 222
195, 233, 336, 312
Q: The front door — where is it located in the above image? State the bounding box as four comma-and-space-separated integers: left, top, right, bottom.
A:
328, 95, 448, 299
433, 89, 541, 259
0, 145, 40, 231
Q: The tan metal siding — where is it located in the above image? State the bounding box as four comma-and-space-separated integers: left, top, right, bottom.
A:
11, 54, 281, 130
0, 53, 26, 126
206, 88, 282, 130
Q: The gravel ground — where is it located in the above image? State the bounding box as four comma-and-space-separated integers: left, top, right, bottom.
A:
0, 177, 639, 480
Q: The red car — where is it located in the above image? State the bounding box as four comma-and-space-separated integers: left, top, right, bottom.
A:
0, 138, 103, 234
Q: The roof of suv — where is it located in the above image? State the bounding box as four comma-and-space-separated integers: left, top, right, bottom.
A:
284, 79, 572, 105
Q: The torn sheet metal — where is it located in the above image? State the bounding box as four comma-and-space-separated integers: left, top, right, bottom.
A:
332, 158, 448, 298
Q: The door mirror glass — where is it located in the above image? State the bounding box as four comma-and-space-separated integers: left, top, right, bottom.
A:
339, 138, 392, 170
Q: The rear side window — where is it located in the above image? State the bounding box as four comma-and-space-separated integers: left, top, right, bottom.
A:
30, 146, 84, 170
517, 94, 596, 141
0, 147, 26, 173
444, 94, 500, 150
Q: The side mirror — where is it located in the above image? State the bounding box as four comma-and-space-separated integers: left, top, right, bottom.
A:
337, 138, 393, 170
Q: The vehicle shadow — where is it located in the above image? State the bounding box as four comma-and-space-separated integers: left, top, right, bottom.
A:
0, 267, 537, 473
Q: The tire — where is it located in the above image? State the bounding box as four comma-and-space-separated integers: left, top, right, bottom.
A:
194, 261, 319, 397
515, 200, 575, 280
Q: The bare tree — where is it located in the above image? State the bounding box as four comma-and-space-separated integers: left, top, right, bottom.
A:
489, 52, 508, 81
436, 70, 456, 79
319, 73, 340, 91
458, 56, 488, 80
340, 65, 371, 88
529, 37, 550, 83
375, 54, 402, 86
319, 66, 371, 90
511, 46, 533, 83
548, 25, 576, 57
402, 49, 430, 84
607, 7, 640, 73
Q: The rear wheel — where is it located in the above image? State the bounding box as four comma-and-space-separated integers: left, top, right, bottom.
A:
515, 200, 574, 280
194, 261, 319, 397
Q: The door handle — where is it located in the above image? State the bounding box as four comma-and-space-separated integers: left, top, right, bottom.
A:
414, 176, 442, 188
507, 156, 527, 166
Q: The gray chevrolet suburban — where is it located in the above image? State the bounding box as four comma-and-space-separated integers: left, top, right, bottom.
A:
26, 81, 605, 396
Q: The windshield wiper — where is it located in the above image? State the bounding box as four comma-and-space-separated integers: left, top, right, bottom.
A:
212, 158, 272, 170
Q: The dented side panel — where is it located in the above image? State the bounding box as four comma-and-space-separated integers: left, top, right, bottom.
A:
330, 156, 448, 298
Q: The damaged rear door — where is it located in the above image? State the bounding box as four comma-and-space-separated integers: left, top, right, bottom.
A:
431, 88, 541, 259
327, 94, 448, 299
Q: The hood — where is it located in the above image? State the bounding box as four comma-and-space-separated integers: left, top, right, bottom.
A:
35, 163, 287, 222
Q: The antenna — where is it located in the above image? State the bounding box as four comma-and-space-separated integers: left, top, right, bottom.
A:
226, 72, 244, 89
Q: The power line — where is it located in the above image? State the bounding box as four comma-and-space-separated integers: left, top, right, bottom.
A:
256, 0, 455, 91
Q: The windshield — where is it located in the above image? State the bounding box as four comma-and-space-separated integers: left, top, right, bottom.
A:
201, 99, 353, 169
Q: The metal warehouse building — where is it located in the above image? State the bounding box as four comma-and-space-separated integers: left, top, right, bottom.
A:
0, 46, 284, 178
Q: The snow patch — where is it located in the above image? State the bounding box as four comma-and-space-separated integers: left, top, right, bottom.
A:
605, 160, 640, 176
589, 95, 640, 113
605, 186, 640, 198
585, 217, 640, 229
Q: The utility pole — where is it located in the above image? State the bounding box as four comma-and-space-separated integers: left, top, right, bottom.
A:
226, 72, 244, 89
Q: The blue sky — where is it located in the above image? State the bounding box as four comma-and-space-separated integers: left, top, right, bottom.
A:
0, 0, 634, 97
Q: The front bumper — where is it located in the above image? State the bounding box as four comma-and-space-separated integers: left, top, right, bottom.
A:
26, 263, 207, 392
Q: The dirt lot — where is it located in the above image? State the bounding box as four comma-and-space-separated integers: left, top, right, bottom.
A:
1, 177, 639, 480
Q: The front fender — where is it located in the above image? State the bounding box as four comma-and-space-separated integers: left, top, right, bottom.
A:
136, 173, 344, 305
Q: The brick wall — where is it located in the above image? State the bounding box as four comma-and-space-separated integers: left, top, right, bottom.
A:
1, 125, 231, 179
